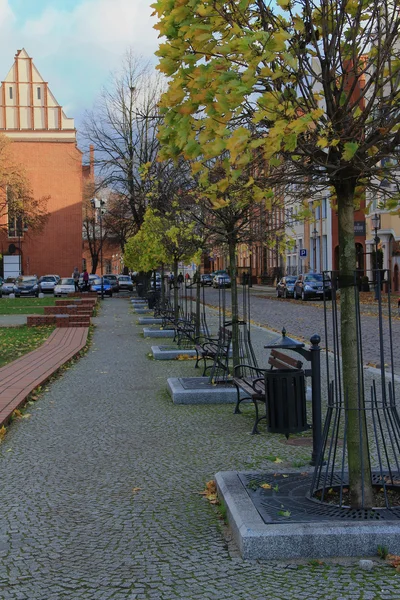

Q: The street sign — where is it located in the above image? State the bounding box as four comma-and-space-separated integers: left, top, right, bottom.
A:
299, 249, 307, 258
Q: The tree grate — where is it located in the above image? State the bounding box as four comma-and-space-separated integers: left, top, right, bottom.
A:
238, 472, 400, 524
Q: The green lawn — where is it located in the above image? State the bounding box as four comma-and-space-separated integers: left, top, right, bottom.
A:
0, 325, 55, 368
0, 297, 56, 315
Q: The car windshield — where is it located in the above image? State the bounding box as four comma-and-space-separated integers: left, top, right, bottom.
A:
60, 278, 74, 285
118, 276, 130, 281
286, 277, 297, 283
4, 278, 15, 284
41, 276, 55, 282
107, 275, 117, 280
16, 277, 36, 284
92, 279, 102, 285
304, 274, 329, 282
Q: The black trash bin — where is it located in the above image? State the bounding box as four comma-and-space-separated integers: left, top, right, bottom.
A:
265, 368, 309, 438
137, 283, 144, 298
147, 291, 160, 309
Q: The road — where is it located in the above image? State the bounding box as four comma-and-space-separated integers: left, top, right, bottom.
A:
200, 286, 400, 374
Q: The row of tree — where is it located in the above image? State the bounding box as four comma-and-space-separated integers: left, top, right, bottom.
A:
79, 0, 400, 508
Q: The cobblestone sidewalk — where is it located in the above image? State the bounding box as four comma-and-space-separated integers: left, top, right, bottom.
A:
0, 298, 398, 599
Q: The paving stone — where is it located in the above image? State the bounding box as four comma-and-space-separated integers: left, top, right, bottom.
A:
0, 298, 397, 599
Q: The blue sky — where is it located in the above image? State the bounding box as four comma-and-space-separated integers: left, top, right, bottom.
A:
0, 0, 160, 129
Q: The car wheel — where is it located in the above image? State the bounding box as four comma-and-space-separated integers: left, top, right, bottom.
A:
301, 290, 307, 301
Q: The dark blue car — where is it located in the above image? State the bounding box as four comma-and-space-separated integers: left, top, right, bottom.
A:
90, 277, 113, 297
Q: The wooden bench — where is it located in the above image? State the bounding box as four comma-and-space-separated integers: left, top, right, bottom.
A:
195, 326, 232, 379
233, 349, 303, 434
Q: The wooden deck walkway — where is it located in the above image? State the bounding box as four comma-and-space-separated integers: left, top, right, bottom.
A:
0, 327, 89, 426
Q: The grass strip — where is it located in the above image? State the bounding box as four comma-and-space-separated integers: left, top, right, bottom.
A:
0, 297, 56, 314
0, 325, 55, 367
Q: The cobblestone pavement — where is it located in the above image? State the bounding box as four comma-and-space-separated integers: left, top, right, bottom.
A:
202, 287, 400, 374
0, 298, 399, 599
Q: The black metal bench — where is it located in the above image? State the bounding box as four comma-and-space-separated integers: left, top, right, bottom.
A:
233, 349, 303, 434
195, 326, 232, 379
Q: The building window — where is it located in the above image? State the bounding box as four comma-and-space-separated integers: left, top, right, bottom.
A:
37, 87, 41, 100
9, 87, 12, 99
322, 198, 327, 219
82, 258, 87, 272
105, 260, 112, 274
8, 214, 27, 238
315, 204, 321, 220
323, 235, 328, 271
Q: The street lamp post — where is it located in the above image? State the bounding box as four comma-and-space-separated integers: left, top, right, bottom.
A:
312, 228, 318, 272
371, 213, 381, 300
91, 197, 105, 300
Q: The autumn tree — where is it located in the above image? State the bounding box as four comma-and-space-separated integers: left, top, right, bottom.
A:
0, 134, 49, 236
124, 206, 201, 318
184, 166, 282, 367
82, 181, 108, 274
82, 50, 192, 236
152, 0, 400, 507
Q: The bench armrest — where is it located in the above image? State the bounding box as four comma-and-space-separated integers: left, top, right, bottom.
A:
234, 364, 265, 377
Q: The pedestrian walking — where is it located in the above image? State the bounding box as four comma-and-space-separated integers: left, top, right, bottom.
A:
72, 267, 80, 292
177, 272, 184, 285
83, 269, 89, 291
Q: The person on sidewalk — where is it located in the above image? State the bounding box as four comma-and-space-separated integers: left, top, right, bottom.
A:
82, 269, 89, 291
72, 267, 80, 292
177, 272, 184, 285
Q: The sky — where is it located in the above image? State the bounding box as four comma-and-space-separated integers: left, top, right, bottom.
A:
0, 0, 160, 128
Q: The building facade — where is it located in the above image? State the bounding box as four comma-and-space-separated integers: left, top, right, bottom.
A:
0, 48, 86, 277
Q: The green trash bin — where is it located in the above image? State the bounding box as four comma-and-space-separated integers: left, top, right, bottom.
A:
265, 368, 309, 438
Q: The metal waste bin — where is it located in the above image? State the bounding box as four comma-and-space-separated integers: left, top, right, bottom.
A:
265, 368, 309, 438
147, 291, 160, 309
136, 283, 144, 297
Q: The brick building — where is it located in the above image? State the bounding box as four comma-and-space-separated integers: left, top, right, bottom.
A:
0, 48, 88, 277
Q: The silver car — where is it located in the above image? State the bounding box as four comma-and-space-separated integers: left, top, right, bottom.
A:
38, 275, 58, 294
1, 277, 17, 296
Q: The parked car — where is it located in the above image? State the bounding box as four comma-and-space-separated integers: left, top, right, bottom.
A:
78, 274, 99, 289
38, 275, 58, 294
212, 273, 231, 288
14, 276, 39, 297
54, 277, 76, 297
276, 276, 297, 298
149, 273, 162, 291
117, 275, 134, 292
105, 274, 120, 293
1, 277, 17, 296
200, 274, 214, 286
90, 277, 113, 297
293, 273, 332, 301
211, 270, 228, 278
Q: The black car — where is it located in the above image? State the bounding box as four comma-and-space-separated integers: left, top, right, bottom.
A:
14, 276, 39, 297
105, 274, 120, 293
293, 273, 332, 301
200, 274, 214, 286
276, 276, 297, 298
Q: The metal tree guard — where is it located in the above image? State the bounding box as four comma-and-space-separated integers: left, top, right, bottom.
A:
311, 270, 400, 512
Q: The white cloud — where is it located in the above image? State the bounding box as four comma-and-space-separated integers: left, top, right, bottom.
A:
0, 0, 161, 127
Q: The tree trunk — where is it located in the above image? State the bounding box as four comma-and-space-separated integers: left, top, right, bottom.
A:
229, 239, 240, 369
173, 259, 179, 321
161, 263, 165, 304
195, 269, 201, 339
337, 183, 373, 508
91, 255, 99, 274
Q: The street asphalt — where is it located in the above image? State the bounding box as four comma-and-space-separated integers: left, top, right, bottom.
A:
0, 297, 398, 599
